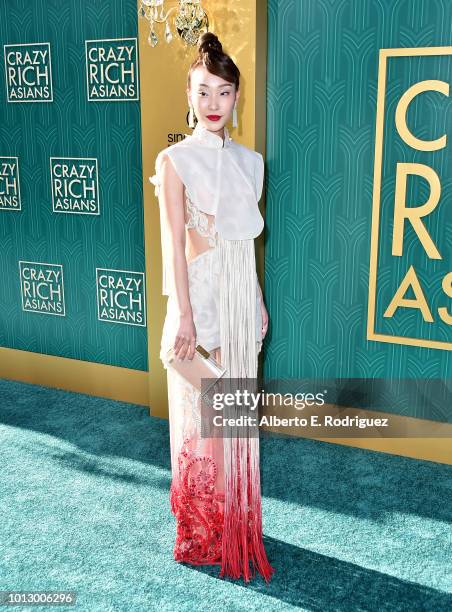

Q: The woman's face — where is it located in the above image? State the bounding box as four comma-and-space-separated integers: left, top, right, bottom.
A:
187, 65, 239, 133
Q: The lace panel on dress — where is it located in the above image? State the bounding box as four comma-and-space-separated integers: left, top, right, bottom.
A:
184, 187, 217, 249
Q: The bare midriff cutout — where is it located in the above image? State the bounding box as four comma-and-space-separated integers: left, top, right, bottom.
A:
185, 226, 215, 264
183, 186, 217, 265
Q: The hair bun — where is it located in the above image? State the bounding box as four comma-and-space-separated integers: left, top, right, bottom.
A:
198, 32, 223, 56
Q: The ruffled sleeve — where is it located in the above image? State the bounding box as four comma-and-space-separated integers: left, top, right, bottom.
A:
149, 151, 164, 197
149, 150, 175, 297
254, 152, 265, 202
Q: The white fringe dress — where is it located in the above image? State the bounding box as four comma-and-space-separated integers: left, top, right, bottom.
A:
150, 123, 274, 583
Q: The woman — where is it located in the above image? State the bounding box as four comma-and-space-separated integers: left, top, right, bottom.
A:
150, 32, 274, 583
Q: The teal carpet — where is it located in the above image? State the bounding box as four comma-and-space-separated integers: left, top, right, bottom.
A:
0, 378, 451, 611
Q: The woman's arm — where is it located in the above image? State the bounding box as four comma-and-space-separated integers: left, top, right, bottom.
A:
256, 277, 269, 340
158, 153, 196, 359
257, 279, 263, 305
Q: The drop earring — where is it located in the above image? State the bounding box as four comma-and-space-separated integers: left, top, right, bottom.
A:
188, 105, 195, 128
232, 103, 238, 128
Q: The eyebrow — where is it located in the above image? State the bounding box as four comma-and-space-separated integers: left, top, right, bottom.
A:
198, 83, 232, 88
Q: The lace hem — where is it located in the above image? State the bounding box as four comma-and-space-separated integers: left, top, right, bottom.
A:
170, 437, 224, 564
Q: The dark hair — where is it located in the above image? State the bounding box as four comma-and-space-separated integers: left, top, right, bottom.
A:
187, 32, 240, 91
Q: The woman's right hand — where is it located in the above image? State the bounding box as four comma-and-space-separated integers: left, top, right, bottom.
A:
173, 313, 197, 361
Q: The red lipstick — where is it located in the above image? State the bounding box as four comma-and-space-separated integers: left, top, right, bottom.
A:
207, 115, 221, 121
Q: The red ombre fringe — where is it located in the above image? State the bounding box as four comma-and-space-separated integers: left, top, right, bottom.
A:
216, 235, 275, 583
219, 436, 274, 583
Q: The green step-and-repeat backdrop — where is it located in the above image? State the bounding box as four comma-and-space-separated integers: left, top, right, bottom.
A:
0, 0, 147, 370
264, 0, 451, 421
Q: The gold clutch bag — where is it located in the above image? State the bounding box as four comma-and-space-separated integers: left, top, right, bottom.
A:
165, 344, 227, 392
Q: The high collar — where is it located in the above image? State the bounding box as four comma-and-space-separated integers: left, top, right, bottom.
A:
190, 122, 232, 149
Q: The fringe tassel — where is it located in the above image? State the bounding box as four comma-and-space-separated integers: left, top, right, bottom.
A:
217, 233, 275, 583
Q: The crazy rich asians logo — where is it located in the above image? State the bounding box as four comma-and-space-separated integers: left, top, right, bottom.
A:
0, 157, 21, 210
85, 38, 139, 101
3, 42, 53, 102
19, 261, 65, 316
368, 47, 452, 351
50, 157, 99, 214
96, 268, 146, 327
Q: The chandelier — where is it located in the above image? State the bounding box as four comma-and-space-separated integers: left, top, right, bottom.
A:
138, 0, 209, 47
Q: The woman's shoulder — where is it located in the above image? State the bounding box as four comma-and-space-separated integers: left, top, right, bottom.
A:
155, 136, 191, 163
227, 141, 265, 203
229, 140, 263, 166
152, 138, 194, 177
229, 142, 264, 182
149, 137, 195, 195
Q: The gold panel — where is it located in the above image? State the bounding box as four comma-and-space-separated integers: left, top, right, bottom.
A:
0, 347, 149, 406
260, 401, 452, 465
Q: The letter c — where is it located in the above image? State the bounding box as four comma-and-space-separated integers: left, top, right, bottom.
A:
395, 80, 449, 151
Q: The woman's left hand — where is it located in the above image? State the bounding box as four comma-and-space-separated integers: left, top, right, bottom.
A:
260, 299, 269, 340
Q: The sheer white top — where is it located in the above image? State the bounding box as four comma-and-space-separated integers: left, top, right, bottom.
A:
149, 124, 265, 296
